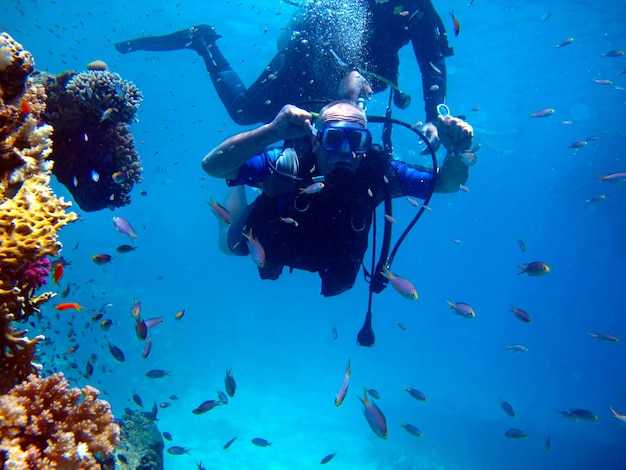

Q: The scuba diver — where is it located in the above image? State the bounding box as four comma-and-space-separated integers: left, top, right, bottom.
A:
114, 0, 455, 148
202, 99, 474, 297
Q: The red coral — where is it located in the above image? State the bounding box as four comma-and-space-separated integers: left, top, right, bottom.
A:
7, 257, 51, 290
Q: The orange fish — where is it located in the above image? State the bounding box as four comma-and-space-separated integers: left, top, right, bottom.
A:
449, 9, 460, 36
20, 98, 31, 114
55, 302, 85, 311
52, 262, 64, 284
208, 198, 232, 225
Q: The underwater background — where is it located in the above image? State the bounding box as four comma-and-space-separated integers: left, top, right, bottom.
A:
2, 0, 626, 468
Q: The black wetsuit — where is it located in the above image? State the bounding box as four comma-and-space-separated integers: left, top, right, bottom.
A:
115, 0, 452, 125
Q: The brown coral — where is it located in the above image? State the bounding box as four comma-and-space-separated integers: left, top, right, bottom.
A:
0, 33, 77, 393
0, 373, 120, 469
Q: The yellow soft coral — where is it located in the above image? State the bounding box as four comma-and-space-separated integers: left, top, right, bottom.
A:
0, 32, 77, 393
0, 373, 120, 469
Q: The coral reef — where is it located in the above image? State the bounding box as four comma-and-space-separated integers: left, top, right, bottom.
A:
37, 66, 144, 212
113, 410, 164, 470
0, 33, 77, 393
0, 372, 120, 469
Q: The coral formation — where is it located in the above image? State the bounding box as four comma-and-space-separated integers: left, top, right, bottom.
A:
0, 33, 77, 393
0, 372, 120, 469
113, 410, 164, 470
37, 66, 144, 212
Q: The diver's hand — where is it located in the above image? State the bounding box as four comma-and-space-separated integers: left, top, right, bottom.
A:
270, 105, 314, 141
339, 71, 373, 103
436, 115, 473, 154
421, 121, 441, 153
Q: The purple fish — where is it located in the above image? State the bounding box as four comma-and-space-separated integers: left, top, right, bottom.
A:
357, 388, 388, 439
108, 343, 125, 362
113, 216, 138, 239
447, 300, 476, 318
192, 399, 220, 415
382, 267, 418, 300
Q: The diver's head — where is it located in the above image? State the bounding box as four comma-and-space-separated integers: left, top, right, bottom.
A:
313, 100, 371, 175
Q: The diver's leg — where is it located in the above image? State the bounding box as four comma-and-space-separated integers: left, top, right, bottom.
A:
114, 25, 221, 54
219, 186, 249, 255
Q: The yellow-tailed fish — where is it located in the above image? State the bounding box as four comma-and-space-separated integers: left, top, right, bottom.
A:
208, 198, 232, 225
381, 267, 418, 300
242, 228, 266, 268
357, 388, 388, 439
334, 359, 351, 407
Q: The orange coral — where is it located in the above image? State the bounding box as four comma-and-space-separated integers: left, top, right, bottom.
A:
0, 373, 120, 469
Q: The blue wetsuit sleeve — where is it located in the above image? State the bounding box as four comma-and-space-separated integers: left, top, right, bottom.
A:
226, 148, 281, 187
390, 160, 436, 198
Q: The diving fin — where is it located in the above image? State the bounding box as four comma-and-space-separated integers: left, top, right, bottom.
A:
357, 310, 375, 347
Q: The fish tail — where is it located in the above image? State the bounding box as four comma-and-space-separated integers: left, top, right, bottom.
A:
446, 300, 455, 309
517, 265, 527, 274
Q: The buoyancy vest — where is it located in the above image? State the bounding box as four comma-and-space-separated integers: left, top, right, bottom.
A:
243, 144, 391, 297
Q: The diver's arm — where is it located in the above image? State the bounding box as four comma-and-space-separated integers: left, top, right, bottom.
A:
434, 154, 469, 193
434, 114, 474, 193
203, 105, 313, 179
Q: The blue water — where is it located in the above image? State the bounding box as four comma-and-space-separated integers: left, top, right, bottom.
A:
3, 0, 626, 468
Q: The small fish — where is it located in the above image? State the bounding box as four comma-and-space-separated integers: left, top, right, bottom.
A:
223, 436, 237, 450
366, 388, 380, 399
506, 344, 528, 353
447, 300, 476, 318
299, 182, 325, 194
509, 305, 532, 323
593, 79, 613, 86
132, 393, 143, 407
52, 263, 64, 284
320, 452, 336, 464
144, 317, 163, 329
504, 428, 530, 439
570, 408, 598, 422
208, 198, 232, 225
449, 9, 460, 36
585, 195, 606, 203
146, 369, 171, 379
243, 228, 266, 268
357, 388, 388, 439
217, 389, 229, 404
142, 337, 152, 359
557, 409, 578, 422
225, 368, 237, 397
116, 244, 137, 253
100, 319, 113, 331
108, 343, 125, 362
599, 172, 626, 184
401, 422, 423, 437
113, 216, 138, 238
407, 196, 421, 208
280, 217, 298, 227
530, 108, 555, 118
159, 402, 170, 409
500, 398, 515, 417
459, 184, 470, 192
175, 309, 185, 320
544, 436, 551, 452
112, 171, 127, 184
192, 399, 221, 414
602, 49, 625, 57
90, 169, 100, 182
556, 37, 574, 48
167, 446, 191, 456
130, 299, 141, 318
381, 267, 418, 300
516, 237, 526, 252
538, 11, 552, 22
429, 61, 442, 74
67, 345, 79, 354
587, 332, 619, 343
55, 302, 85, 311
92, 254, 113, 265
331, 323, 338, 340
135, 318, 147, 340
518, 262, 550, 276
609, 407, 626, 424
405, 387, 427, 402
251, 437, 272, 447
99, 107, 117, 123
428, 84, 440, 91
84, 360, 94, 378
384, 214, 396, 224
395, 321, 408, 331
334, 359, 351, 407
60, 283, 71, 298
72, 176, 79, 187
459, 151, 477, 166
162, 431, 173, 441
567, 140, 587, 149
